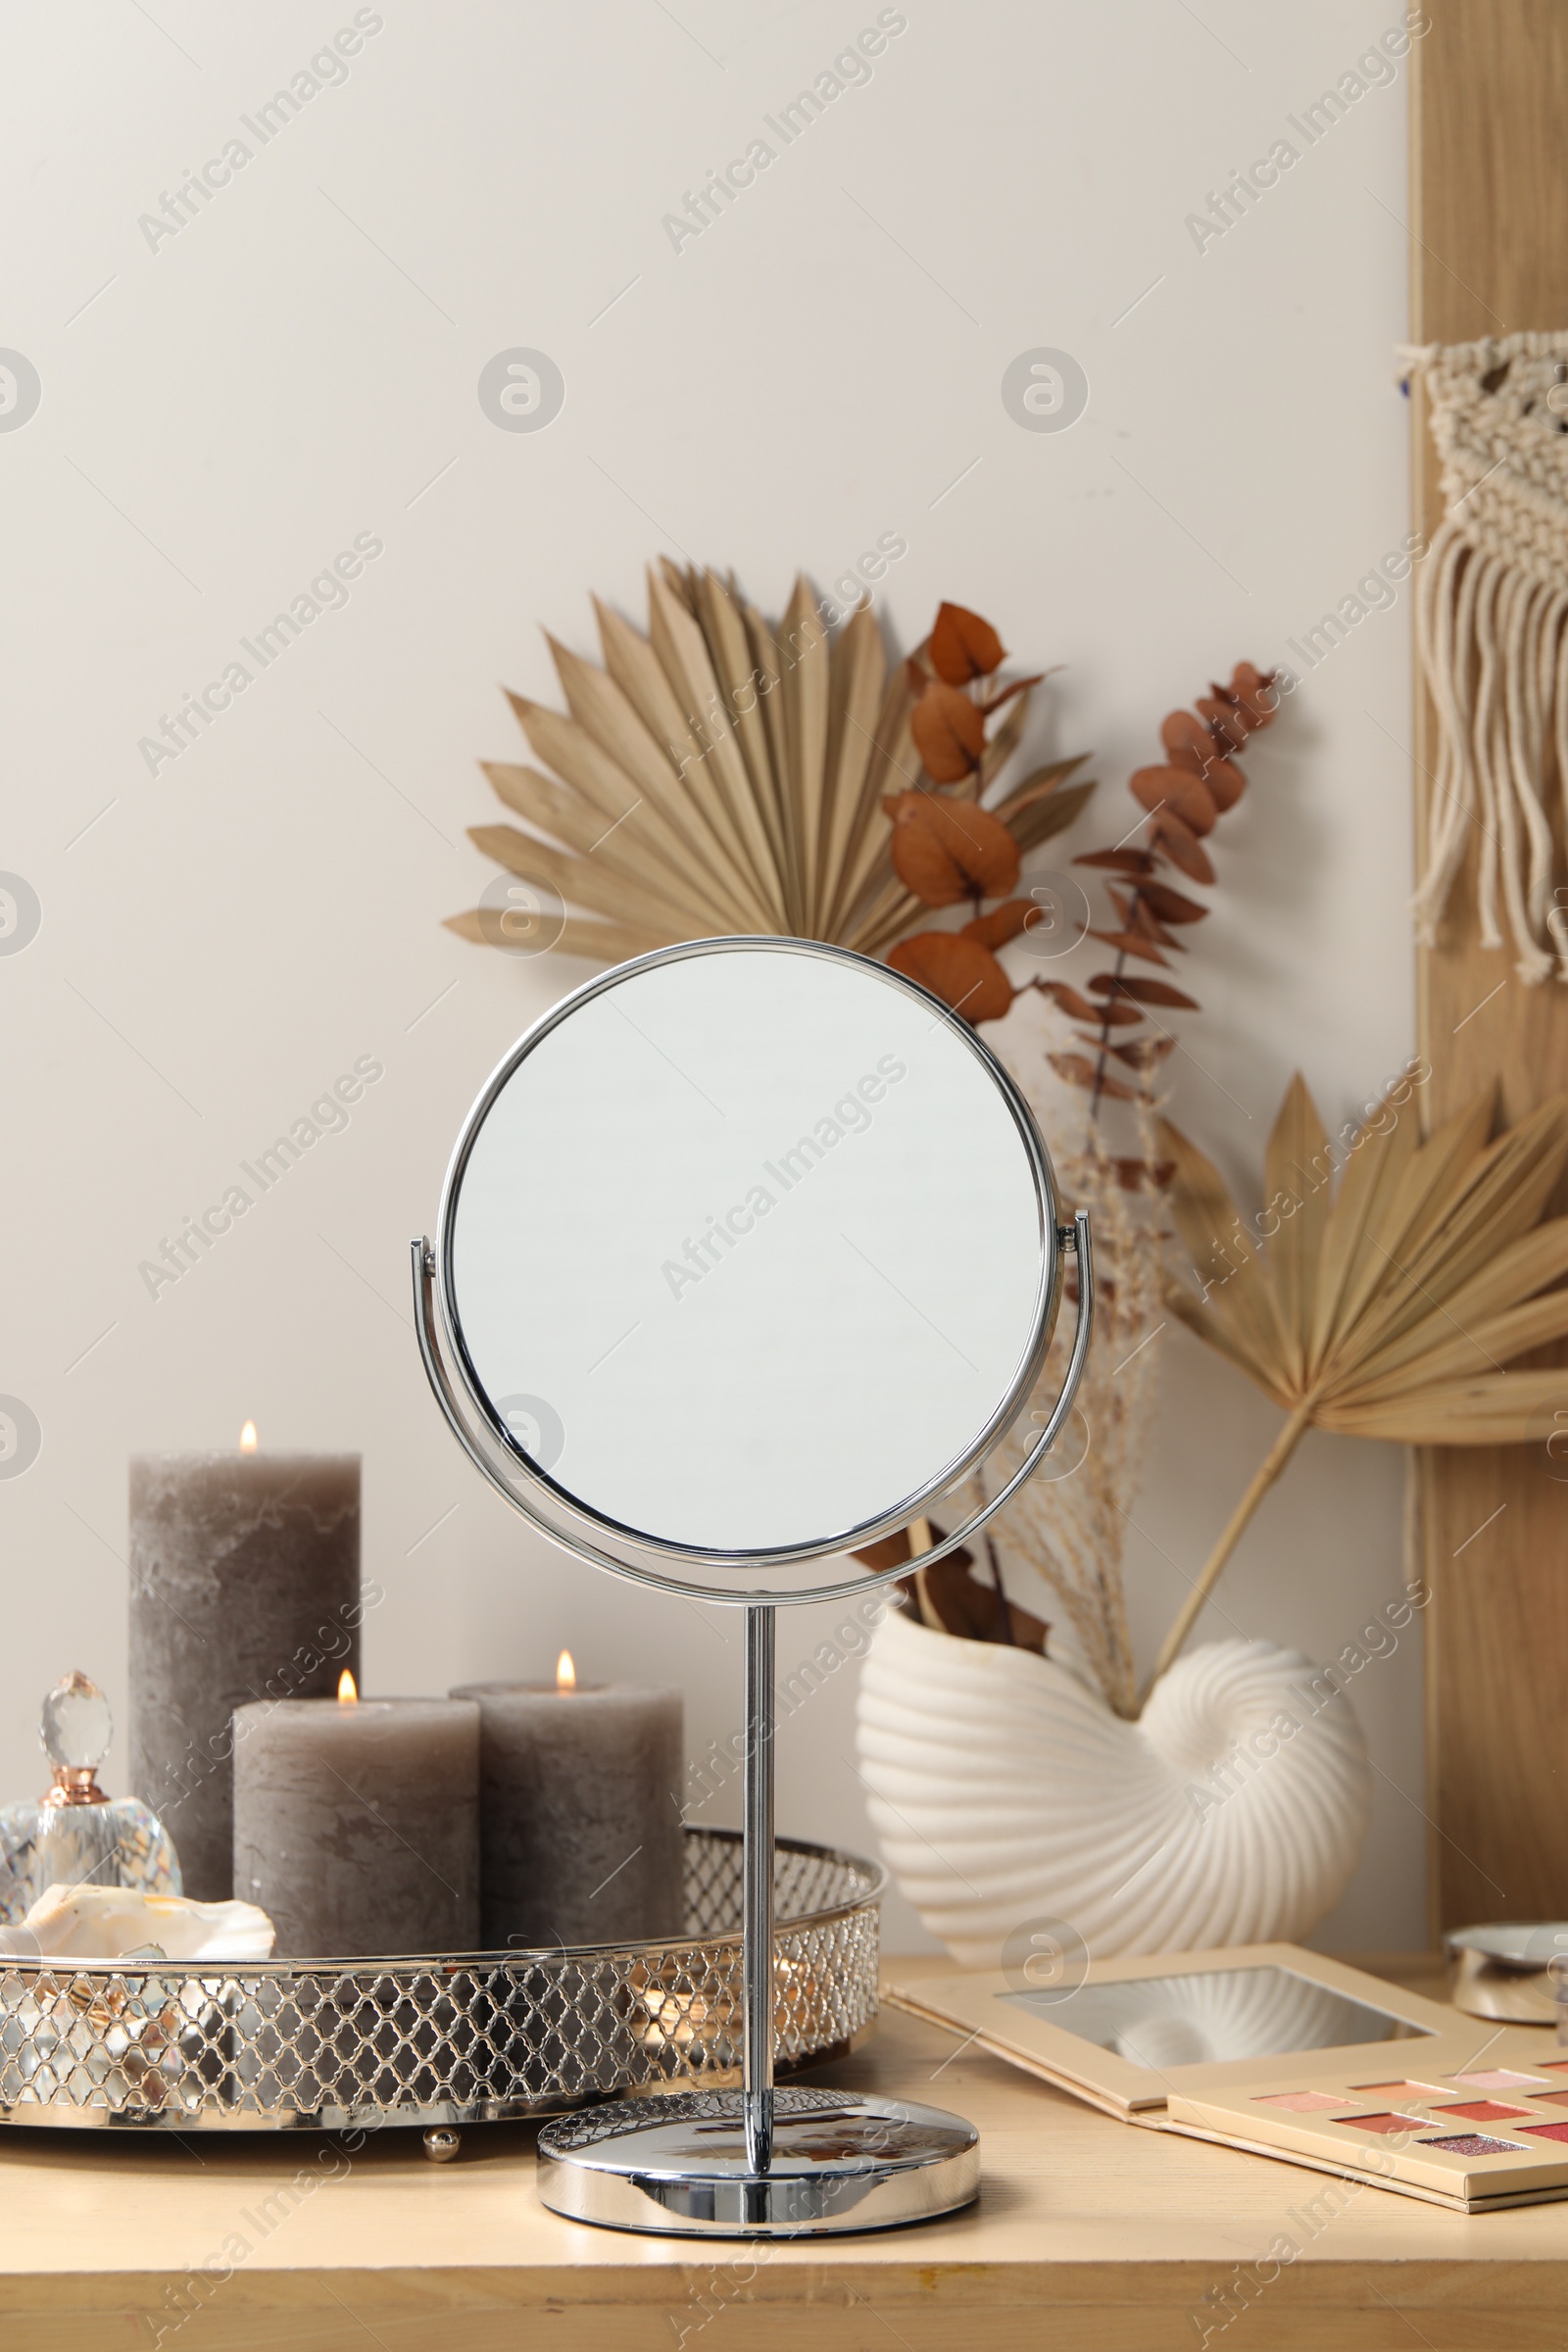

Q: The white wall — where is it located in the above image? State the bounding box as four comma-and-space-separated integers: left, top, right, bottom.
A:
1, 0, 1424, 1950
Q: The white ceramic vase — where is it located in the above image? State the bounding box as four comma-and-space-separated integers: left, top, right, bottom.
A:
855, 1607, 1371, 1967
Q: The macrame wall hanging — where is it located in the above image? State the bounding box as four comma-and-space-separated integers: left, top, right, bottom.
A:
1402, 329, 1568, 984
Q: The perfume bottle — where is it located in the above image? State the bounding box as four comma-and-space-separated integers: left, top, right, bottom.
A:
0, 1672, 180, 1923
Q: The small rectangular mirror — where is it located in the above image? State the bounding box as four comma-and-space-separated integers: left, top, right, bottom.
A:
1000, 1963, 1427, 2068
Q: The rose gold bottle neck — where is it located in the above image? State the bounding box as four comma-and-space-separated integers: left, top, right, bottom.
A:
40, 1767, 109, 1809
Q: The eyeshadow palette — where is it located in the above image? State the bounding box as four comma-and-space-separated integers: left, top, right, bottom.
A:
886, 1943, 1568, 2211
1168, 2059, 1568, 2211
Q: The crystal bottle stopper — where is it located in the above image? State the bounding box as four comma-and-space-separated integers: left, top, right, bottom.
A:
39, 1671, 113, 1807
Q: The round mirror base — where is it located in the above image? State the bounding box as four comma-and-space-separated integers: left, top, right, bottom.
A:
535, 2087, 980, 2236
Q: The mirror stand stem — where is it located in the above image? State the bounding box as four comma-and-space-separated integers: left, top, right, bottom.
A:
743, 1601, 775, 2176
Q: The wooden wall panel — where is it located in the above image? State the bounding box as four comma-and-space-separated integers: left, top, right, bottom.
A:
1412, 3, 1568, 1933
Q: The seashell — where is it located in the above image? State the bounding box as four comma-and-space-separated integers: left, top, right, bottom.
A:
8, 1883, 275, 1962
855, 1608, 1371, 1966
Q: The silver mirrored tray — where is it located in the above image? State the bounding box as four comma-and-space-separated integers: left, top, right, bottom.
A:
0, 1830, 881, 2132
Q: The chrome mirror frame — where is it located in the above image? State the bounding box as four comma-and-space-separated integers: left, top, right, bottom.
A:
414, 937, 1094, 1602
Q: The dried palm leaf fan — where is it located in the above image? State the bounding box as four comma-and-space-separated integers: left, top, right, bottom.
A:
447, 566, 1094, 962
1149, 1071, 1568, 1697
1403, 331, 1568, 983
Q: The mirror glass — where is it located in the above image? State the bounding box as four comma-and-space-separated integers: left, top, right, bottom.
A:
1001, 1965, 1427, 2068
444, 944, 1054, 1555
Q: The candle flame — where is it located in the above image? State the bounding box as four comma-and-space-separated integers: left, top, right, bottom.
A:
556, 1649, 576, 1693
338, 1669, 358, 1704
239, 1421, 258, 1454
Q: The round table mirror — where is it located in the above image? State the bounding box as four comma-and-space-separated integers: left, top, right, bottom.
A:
439, 938, 1060, 1566
413, 937, 1095, 2237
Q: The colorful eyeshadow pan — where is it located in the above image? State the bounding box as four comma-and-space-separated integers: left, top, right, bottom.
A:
1450, 2069, 1548, 2090
1252, 2090, 1345, 2111
1435, 2100, 1530, 2122
1522, 2122, 1568, 2143
1419, 2133, 1525, 2155
1531, 2089, 1568, 2109
1351, 2082, 1443, 2098
1343, 2112, 1429, 2134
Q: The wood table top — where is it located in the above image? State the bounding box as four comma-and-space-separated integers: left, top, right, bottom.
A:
4, 1952, 1566, 2350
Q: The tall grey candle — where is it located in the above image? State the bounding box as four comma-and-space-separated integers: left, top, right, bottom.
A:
232, 1692, 480, 1957
452, 1665, 683, 1948
128, 1439, 361, 1900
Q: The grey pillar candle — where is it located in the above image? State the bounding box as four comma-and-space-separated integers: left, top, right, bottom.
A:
128, 1439, 361, 1900
232, 1692, 480, 1957
452, 1664, 683, 1948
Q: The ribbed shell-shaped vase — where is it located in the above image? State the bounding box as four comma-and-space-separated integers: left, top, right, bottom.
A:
855, 1608, 1371, 1967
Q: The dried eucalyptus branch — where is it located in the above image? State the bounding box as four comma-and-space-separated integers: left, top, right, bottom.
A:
1037, 662, 1279, 1146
